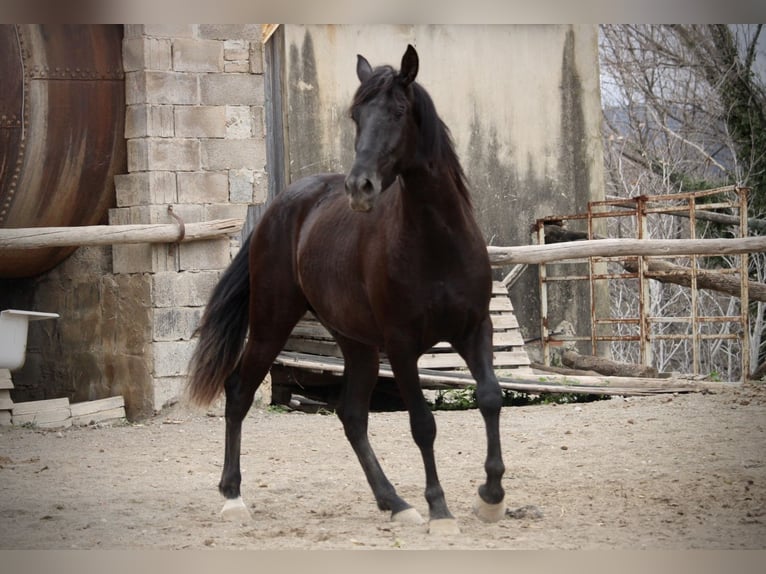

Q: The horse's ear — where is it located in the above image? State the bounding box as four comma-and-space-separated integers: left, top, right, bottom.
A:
356, 54, 373, 83
399, 44, 418, 86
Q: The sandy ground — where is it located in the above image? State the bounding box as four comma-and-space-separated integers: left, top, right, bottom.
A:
0, 382, 764, 550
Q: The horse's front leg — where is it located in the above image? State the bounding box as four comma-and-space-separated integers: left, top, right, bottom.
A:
386, 346, 461, 535
453, 316, 507, 522
335, 336, 425, 526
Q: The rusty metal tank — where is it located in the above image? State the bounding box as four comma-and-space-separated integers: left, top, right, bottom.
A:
0, 24, 126, 278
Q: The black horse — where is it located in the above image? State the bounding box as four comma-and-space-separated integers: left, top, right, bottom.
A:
187, 45, 506, 534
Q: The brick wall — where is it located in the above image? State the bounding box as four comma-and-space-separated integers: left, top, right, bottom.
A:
112, 24, 269, 412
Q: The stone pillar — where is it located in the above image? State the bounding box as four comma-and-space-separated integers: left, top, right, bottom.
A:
112, 24, 268, 413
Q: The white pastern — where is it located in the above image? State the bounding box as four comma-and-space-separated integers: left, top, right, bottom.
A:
473, 495, 506, 523
220, 496, 252, 522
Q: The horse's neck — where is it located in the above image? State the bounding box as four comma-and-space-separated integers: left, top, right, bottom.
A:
398, 168, 472, 230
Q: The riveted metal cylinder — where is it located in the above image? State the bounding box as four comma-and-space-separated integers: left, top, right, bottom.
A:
0, 24, 126, 278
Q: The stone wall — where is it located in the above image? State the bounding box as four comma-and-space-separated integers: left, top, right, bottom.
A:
112, 24, 269, 415
1, 246, 154, 419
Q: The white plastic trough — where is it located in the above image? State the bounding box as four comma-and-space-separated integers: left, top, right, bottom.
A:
0, 310, 59, 371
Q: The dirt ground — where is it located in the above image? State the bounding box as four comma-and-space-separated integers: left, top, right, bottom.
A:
0, 381, 765, 550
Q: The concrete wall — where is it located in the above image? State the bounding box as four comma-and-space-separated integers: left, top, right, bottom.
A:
281, 25, 606, 345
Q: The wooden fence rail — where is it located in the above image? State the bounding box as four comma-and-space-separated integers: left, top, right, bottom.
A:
0, 219, 244, 249
488, 236, 766, 266
2, 224, 764, 272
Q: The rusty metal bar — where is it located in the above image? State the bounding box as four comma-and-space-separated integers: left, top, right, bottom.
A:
739, 187, 750, 379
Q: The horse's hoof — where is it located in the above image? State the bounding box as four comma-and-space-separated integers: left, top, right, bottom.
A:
473, 494, 506, 523
220, 496, 251, 522
428, 518, 461, 535
391, 507, 425, 525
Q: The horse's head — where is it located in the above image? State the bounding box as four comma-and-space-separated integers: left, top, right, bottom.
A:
345, 45, 419, 212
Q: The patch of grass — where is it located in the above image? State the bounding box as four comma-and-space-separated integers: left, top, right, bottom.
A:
429, 388, 606, 411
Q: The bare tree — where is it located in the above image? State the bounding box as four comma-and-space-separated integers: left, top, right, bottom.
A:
600, 24, 766, 380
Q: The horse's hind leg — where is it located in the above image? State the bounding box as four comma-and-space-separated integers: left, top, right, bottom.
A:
218, 290, 307, 522
334, 336, 425, 526
453, 316, 506, 523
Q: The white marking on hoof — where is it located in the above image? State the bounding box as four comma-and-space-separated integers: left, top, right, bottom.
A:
473, 495, 506, 523
428, 518, 461, 536
220, 496, 251, 522
391, 507, 425, 525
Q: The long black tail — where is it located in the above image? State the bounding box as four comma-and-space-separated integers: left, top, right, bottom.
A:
186, 234, 252, 407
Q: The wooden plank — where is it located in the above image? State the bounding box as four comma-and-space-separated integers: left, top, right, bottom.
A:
489, 297, 515, 312
414, 350, 530, 370
0, 389, 13, 410
491, 330, 526, 347
273, 351, 734, 395
69, 396, 124, 417
0, 410, 11, 426
0, 369, 13, 390
289, 322, 335, 340
72, 406, 126, 426
283, 339, 342, 357
13, 407, 71, 425
490, 314, 519, 329
12, 397, 70, 416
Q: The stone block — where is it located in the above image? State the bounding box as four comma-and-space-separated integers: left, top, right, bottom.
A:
179, 238, 231, 271
128, 138, 201, 172
229, 169, 254, 203
224, 41, 250, 62
145, 203, 203, 225
112, 243, 154, 274
250, 42, 264, 74
201, 139, 266, 170
105, 354, 154, 420
102, 273, 152, 355
177, 171, 229, 203
127, 71, 199, 106
123, 25, 146, 39
153, 377, 186, 412
252, 105, 266, 137
200, 73, 264, 106
224, 61, 250, 73
225, 106, 253, 139
153, 340, 196, 377
125, 104, 174, 138
204, 203, 249, 222
115, 171, 177, 207
173, 39, 223, 73
143, 24, 196, 38
198, 25, 262, 40
174, 106, 226, 138
153, 307, 202, 341
253, 169, 268, 203
123, 37, 172, 72
152, 271, 221, 308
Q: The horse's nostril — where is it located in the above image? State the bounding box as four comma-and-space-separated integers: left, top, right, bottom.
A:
361, 179, 374, 193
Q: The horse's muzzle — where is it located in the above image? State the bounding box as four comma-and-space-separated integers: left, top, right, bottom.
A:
345, 172, 380, 212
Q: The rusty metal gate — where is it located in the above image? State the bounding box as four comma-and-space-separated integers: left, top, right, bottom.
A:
535, 186, 751, 380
